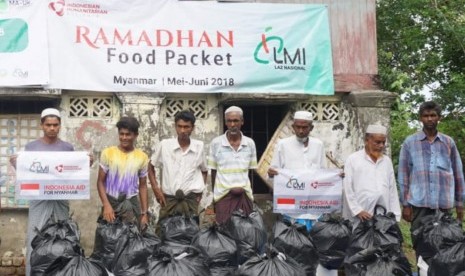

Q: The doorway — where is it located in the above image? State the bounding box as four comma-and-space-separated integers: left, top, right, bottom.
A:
223, 104, 289, 194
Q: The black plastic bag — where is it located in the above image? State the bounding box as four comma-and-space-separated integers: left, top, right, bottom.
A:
346, 220, 399, 257
344, 244, 412, 276
346, 206, 402, 257
146, 245, 210, 276
30, 235, 81, 275
30, 215, 83, 275
89, 218, 129, 271
309, 212, 351, 269
45, 255, 108, 276
210, 266, 236, 276
412, 212, 464, 263
372, 206, 403, 244
160, 215, 200, 244
156, 240, 196, 256
236, 245, 306, 276
191, 224, 238, 267
273, 219, 318, 276
31, 215, 81, 248
112, 224, 160, 276
428, 241, 465, 276
224, 209, 267, 264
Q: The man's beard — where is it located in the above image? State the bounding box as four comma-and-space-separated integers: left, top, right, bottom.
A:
296, 136, 309, 143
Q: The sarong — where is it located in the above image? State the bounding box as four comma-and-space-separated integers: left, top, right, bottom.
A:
104, 194, 141, 224
158, 190, 201, 222
214, 188, 253, 224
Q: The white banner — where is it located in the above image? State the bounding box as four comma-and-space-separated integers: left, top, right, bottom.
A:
0, 0, 49, 86
273, 168, 342, 215
15, 151, 90, 200
46, 0, 334, 94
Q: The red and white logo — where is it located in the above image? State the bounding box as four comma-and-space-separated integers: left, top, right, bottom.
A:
310, 181, 334, 189
55, 164, 82, 173
49, 1, 109, 17
276, 198, 295, 210
20, 183, 40, 196
49, 0, 65, 16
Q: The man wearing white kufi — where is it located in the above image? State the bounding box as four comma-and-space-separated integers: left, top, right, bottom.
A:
268, 110, 326, 231
342, 124, 401, 223
10, 108, 75, 276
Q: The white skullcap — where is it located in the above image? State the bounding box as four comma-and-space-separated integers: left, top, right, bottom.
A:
294, 111, 313, 121
366, 124, 387, 135
225, 106, 243, 115
41, 108, 61, 118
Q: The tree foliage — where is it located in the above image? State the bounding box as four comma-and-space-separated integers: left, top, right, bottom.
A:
377, 0, 465, 165
389, 98, 417, 171
378, 0, 465, 109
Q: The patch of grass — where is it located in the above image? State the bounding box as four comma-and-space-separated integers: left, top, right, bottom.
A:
399, 219, 416, 271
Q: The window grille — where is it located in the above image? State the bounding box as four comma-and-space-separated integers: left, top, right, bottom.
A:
165, 99, 207, 119
299, 102, 340, 121
69, 96, 113, 118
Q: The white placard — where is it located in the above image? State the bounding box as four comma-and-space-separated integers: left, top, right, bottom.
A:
15, 151, 90, 200
273, 168, 342, 215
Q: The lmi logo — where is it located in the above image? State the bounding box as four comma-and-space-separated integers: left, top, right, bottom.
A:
286, 177, 305, 190
253, 27, 306, 71
29, 161, 49, 174
0, 18, 29, 53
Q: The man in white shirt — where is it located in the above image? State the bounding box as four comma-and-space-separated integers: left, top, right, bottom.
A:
148, 110, 208, 221
268, 110, 326, 230
342, 124, 401, 223
208, 106, 258, 224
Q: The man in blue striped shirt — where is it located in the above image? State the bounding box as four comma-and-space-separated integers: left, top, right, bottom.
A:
398, 101, 464, 245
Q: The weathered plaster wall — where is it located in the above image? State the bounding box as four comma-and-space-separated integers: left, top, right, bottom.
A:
310, 97, 358, 168
346, 90, 397, 156
0, 210, 28, 256
156, 95, 220, 144
314, 91, 396, 168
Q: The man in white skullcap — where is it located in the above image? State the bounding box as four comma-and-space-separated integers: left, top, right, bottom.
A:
268, 110, 326, 231
208, 106, 258, 224
342, 124, 401, 223
10, 108, 75, 275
